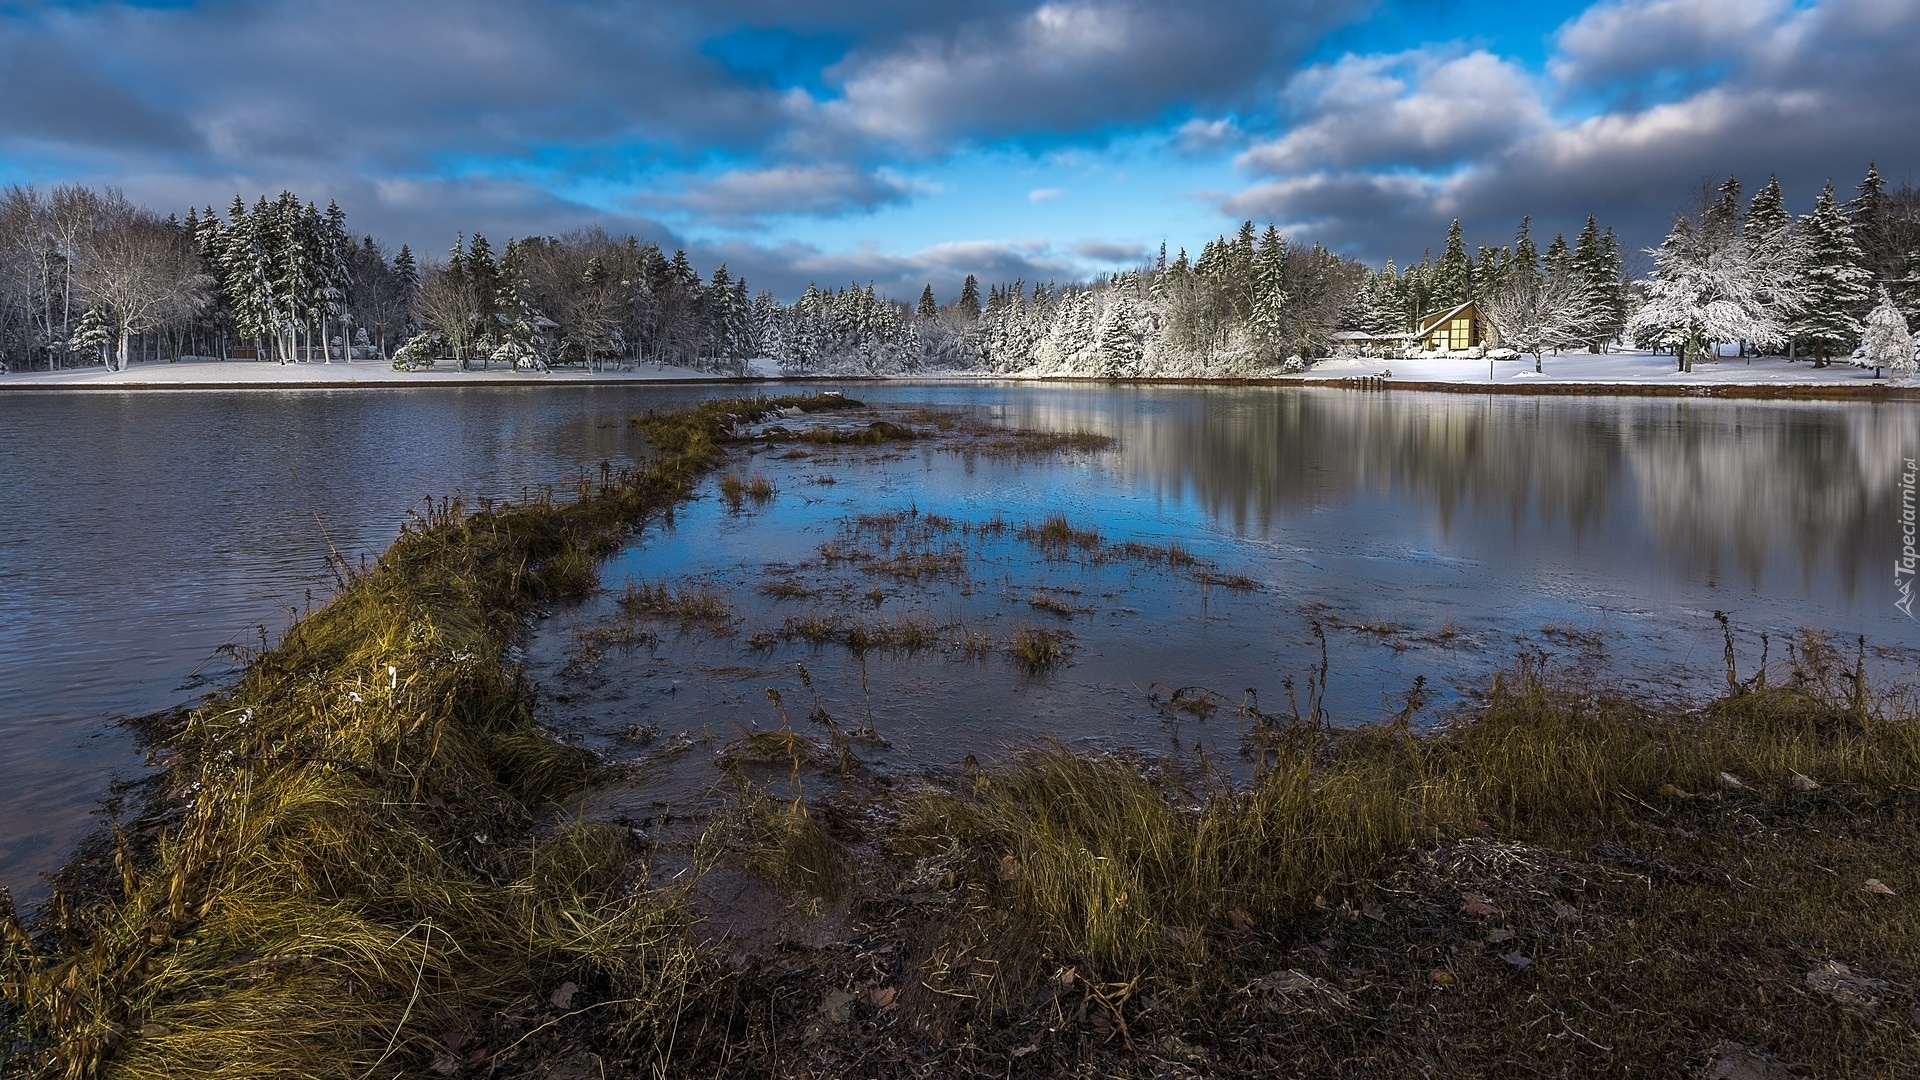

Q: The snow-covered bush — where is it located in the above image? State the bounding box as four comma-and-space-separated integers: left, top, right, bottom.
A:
391, 333, 437, 372
490, 340, 544, 371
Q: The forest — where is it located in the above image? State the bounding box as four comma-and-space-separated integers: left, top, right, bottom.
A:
0, 165, 1915, 378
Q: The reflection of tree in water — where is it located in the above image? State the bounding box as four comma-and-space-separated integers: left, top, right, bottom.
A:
983, 389, 1909, 604
1626, 402, 1917, 599
1113, 392, 1619, 544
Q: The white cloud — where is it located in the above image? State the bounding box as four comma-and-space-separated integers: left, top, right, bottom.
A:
1172, 117, 1243, 154
671, 164, 914, 222
1028, 187, 1064, 202
1239, 50, 1548, 175
1549, 0, 1792, 86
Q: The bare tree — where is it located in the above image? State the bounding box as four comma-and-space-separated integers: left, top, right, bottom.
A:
73, 205, 212, 371
410, 260, 478, 366
1485, 270, 1582, 372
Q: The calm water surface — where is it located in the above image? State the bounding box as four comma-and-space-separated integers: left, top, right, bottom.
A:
2, 383, 1914, 901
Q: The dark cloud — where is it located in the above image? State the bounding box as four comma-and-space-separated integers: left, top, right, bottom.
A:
1226, 0, 1920, 265
0, 41, 203, 153
815, 0, 1367, 150
1070, 239, 1151, 263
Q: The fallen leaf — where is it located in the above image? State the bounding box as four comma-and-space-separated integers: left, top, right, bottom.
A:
1054, 965, 1080, 987
1658, 783, 1693, 800
1806, 960, 1888, 1010
1460, 898, 1499, 917
549, 982, 579, 1010
868, 986, 898, 1012
996, 854, 1021, 883
1428, 969, 1455, 986
1862, 878, 1897, 896
1363, 905, 1386, 923
443, 1031, 467, 1052
1011, 1043, 1039, 1059
1227, 907, 1256, 932
1790, 771, 1820, 791
428, 1054, 461, 1076
1777, 873, 1800, 890
1719, 771, 1746, 789
1485, 928, 1517, 944
1502, 952, 1532, 970
1552, 903, 1579, 920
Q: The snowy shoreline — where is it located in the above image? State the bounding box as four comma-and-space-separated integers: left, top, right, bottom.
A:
2, 349, 1913, 399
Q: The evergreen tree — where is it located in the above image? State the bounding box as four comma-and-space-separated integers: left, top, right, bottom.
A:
1792, 180, 1873, 365
1513, 217, 1540, 281
1571, 215, 1623, 351
1860, 286, 1914, 379
916, 283, 936, 319
1097, 282, 1142, 378
1434, 218, 1473, 306
1251, 224, 1287, 354
957, 274, 981, 320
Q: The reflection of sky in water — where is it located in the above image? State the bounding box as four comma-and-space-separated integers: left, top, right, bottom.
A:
527, 389, 1918, 824
3, 383, 1915, 902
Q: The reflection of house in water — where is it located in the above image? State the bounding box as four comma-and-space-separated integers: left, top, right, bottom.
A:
1333, 300, 1501, 359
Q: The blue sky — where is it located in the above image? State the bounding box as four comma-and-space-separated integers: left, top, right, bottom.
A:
1, 0, 1915, 299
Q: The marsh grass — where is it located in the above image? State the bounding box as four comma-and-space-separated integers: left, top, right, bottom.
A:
1008, 625, 1070, 674
617, 581, 736, 631
0, 394, 851, 1080
724, 787, 853, 902
717, 473, 776, 511
874, 642, 1920, 1070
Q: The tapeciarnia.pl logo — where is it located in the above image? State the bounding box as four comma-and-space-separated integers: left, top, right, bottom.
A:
1899, 457, 1917, 619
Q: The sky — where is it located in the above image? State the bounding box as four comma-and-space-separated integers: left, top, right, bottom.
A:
1, 0, 1916, 300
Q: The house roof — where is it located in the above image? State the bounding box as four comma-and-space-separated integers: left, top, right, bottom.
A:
1416, 299, 1479, 334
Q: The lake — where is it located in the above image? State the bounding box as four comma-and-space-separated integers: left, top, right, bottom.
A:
2, 383, 1913, 901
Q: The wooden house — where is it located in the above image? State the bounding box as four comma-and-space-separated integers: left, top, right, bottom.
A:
1415, 300, 1497, 353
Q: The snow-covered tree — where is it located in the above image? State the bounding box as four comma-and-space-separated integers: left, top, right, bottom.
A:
1792, 180, 1873, 366
1486, 218, 1581, 372
1627, 213, 1792, 373
1860, 286, 1914, 379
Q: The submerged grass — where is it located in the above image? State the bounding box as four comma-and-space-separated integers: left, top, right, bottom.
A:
0, 394, 848, 1080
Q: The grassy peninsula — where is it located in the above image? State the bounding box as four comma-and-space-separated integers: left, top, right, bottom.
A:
4, 397, 1917, 1079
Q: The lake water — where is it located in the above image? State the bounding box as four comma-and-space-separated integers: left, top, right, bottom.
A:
2, 383, 1914, 902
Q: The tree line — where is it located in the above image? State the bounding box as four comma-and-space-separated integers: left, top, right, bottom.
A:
1, 165, 1914, 377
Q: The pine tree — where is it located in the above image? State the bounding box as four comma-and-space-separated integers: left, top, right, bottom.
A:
1745, 176, 1791, 245
1849, 162, 1892, 279
1097, 283, 1142, 378
1860, 286, 1914, 379
1251, 224, 1287, 355
1513, 217, 1540, 281
1571, 215, 1621, 352
1792, 180, 1873, 365
494, 238, 539, 369
917, 283, 936, 319
320, 200, 352, 361
957, 274, 981, 320
1434, 219, 1473, 307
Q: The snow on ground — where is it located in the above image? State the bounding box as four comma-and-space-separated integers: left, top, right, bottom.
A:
1288, 349, 1894, 387
0, 349, 1906, 392
0, 356, 735, 389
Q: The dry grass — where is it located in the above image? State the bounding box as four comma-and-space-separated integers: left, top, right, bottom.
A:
617, 581, 737, 630
0, 394, 853, 1080
718, 473, 776, 510
1008, 625, 1070, 674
